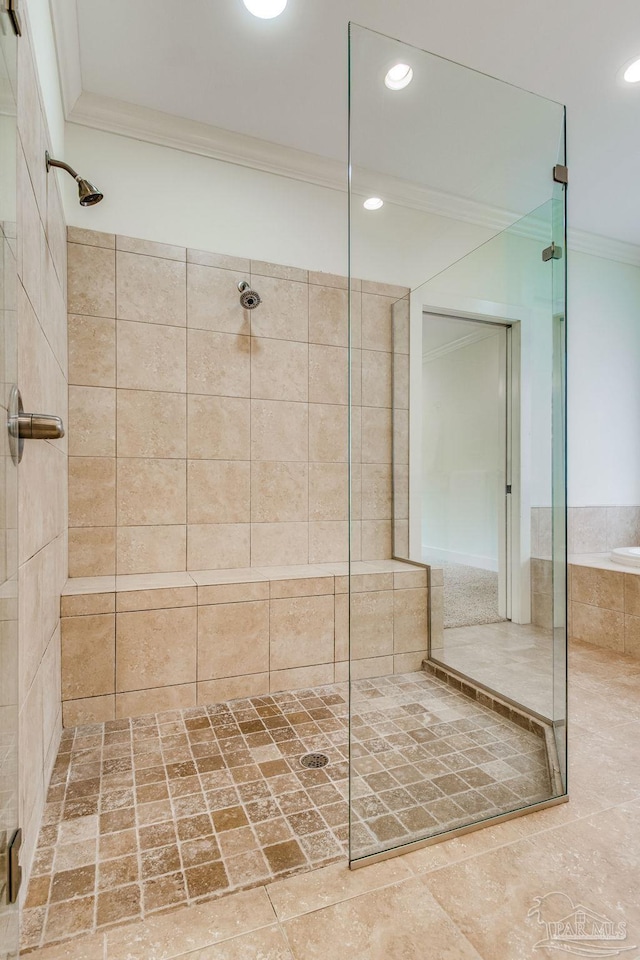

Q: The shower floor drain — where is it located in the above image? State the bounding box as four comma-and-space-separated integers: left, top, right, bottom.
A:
300, 752, 329, 769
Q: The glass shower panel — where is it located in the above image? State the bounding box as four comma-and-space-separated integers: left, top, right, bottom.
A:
0, 5, 19, 951
349, 23, 567, 865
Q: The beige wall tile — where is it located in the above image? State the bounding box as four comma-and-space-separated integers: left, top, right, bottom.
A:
606, 506, 640, 550
361, 464, 392, 520
251, 260, 308, 283
61, 614, 115, 699
197, 674, 270, 704
116, 586, 196, 612
62, 695, 115, 727
117, 320, 186, 392
308, 285, 348, 347
68, 527, 116, 577
188, 248, 250, 272
116, 236, 186, 260
251, 400, 308, 462
188, 460, 250, 523
198, 581, 269, 605
269, 595, 334, 670
117, 390, 186, 459
247, 275, 308, 342
570, 602, 624, 651
187, 263, 249, 335
624, 615, 640, 658
68, 243, 115, 318
198, 600, 269, 679
116, 684, 196, 719
270, 577, 334, 599
309, 404, 348, 463
393, 353, 409, 410
334, 593, 348, 661
251, 462, 308, 522
116, 607, 197, 691
68, 386, 115, 457
187, 395, 250, 461
118, 459, 186, 525
188, 329, 250, 397
393, 588, 429, 654
117, 525, 186, 574
270, 663, 334, 693
362, 408, 392, 464
350, 591, 393, 659
61, 593, 115, 617
361, 520, 392, 560
393, 568, 428, 589
251, 337, 308, 402
394, 652, 425, 674
309, 463, 348, 521
309, 522, 349, 564
309, 344, 348, 404
251, 522, 308, 566
430, 584, 444, 649
624, 573, 640, 618
392, 299, 409, 353
568, 506, 608, 554
361, 350, 392, 408
308, 271, 349, 290
187, 523, 250, 570
571, 565, 624, 610
116, 251, 186, 326
68, 226, 115, 248
69, 458, 115, 527
361, 294, 393, 351
351, 656, 393, 680
68, 315, 115, 387
362, 280, 409, 299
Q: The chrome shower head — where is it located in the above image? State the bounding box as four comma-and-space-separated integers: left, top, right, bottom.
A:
46, 152, 104, 206
238, 280, 261, 310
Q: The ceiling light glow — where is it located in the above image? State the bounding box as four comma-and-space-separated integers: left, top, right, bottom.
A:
623, 57, 640, 83
385, 63, 413, 90
363, 197, 384, 210
242, 0, 287, 19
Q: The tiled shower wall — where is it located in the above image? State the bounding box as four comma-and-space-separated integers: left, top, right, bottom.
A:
67, 229, 408, 576
532, 505, 640, 559
17, 20, 68, 880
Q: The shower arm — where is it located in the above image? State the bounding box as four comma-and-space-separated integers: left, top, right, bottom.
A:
45, 153, 81, 182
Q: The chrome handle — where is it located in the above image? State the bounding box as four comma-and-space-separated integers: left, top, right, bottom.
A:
13, 412, 65, 440
7, 387, 64, 464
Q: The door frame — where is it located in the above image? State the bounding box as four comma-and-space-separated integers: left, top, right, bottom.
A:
409, 297, 530, 625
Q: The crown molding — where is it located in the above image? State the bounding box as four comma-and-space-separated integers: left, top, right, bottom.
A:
49, 0, 82, 116
67, 91, 640, 268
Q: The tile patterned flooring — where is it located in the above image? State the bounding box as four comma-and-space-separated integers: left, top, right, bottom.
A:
432, 621, 555, 716
22, 670, 553, 953
22, 642, 640, 960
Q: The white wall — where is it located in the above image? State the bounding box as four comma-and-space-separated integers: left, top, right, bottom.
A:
568, 252, 640, 506
63, 123, 640, 509
63, 123, 493, 288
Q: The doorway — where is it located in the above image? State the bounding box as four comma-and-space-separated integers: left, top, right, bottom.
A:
420, 312, 513, 629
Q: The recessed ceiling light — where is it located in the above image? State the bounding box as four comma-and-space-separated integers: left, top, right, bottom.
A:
385, 63, 413, 91
623, 56, 640, 83
243, 0, 287, 18
363, 197, 384, 210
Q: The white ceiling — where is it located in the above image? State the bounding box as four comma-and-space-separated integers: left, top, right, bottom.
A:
73, 0, 640, 244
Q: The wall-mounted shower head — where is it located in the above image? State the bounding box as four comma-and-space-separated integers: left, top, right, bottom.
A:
45, 151, 104, 206
238, 280, 261, 310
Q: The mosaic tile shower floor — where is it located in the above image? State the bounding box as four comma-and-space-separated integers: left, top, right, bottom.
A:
22, 671, 552, 952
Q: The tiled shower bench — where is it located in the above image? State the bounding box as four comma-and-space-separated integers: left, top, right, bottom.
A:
61, 560, 431, 726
